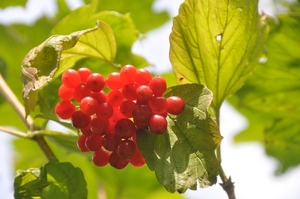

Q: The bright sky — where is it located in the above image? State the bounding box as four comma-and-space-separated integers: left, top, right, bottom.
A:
0, 0, 300, 199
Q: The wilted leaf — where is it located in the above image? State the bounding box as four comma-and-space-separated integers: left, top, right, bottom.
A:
137, 84, 222, 193
169, 0, 267, 108
21, 21, 116, 116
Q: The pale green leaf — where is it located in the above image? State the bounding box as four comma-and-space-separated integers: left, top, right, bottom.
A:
59, 20, 117, 73
14, 168, 49, 199
169, 0, 267, 108
137, 84, 222, 193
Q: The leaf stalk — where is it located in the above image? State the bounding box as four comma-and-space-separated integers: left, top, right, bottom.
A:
0, 74, 55, 159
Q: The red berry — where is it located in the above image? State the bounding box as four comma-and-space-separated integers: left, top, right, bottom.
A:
96, 103, 113, 120
90, 117, 110, 136
122, 83, 138, 100
115, 118, 136, 139
106, 72, 123, 90
58, 84, 74, 100
78, 67, 92, 83
167, 96, 185, 115
107, 90, 124, 107
132, 103, 152, 123
130, 149, 146, 167
135, 68, 152, 86
148, 96, 168, 114
80, 124, 93, 135
77, 134, 89, 152
86, 73, 105, 92
55, 100, 76, 119
120, 65, 137, 84
85, 134, 102, 151
74, 84, 91, 102
109, 151, 129, 169
102, 133, 122, 151
136, 85, 153, 103
148, 76, 166, 96
61, 69, 81, 88
119, 100, 136, 118
71, 111, 91, 129
116, 140, 136, 160
80, 96, 99, 115
109, 107, 125, 126
92, 148, 110, 167
90, 91, 106, 104
149, 114, 167, 134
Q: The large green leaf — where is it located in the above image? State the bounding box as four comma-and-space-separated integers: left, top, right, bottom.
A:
233, 10, 300, 172
52, 4, 149, 70
137, 84, 222, 193
14, 158, 87, 199
169, 0, 267, 108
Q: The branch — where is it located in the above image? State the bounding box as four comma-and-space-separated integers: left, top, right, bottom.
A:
215, 106, 236, 199
0, 74, 55, 159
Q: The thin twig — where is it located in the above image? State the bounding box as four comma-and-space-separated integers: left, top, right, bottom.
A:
0, 74, 56, 159
215, 106, 236, 199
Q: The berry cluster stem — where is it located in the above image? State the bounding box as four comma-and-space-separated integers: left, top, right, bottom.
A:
215, 107, 236, 199
0, 74, 55, 160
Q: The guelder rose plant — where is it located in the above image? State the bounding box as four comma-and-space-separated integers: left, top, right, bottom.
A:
6, 0, 299, 198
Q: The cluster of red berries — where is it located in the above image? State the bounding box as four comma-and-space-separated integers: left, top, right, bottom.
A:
55, 65, 185, 169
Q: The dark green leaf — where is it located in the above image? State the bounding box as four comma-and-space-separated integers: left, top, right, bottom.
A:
137, 84, 222, 193
41, 158, 87, 199
14, 158, 87, 199
169, 0, 268, 108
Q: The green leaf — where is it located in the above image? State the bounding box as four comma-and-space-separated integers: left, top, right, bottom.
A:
52, 5, 149, 69
265, 111, 300, 173
235, 14, 300, 113
14, 158, 87, 199
232, 12, 300, 172
169, 0, 267, 108
41, 158, 87, 199
137, 84, 222, 193
0, 0, 26, 8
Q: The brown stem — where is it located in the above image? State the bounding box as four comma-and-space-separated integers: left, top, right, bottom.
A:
215, 106, 236, 199
0, 74, 55, 160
